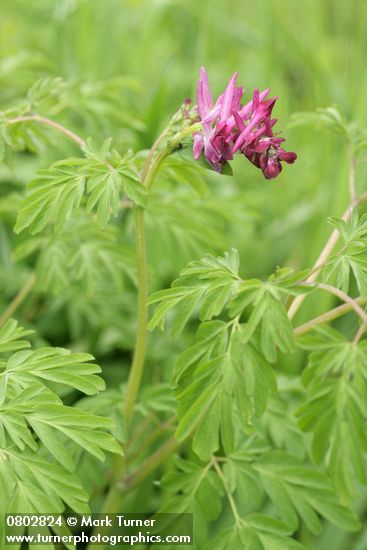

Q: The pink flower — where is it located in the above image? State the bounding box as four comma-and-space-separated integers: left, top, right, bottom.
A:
193, 67, 297, 179
193, 68, 241, 172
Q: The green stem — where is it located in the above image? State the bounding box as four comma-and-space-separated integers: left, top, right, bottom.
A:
353, 319, 367, 345
123, 206, 148, 429
124, 436, 179, 489
299, 281, 367, 325
348, 146, 357, 203
124, 412, 156, 454
145, 148, 171, 191
144, 122, 201, 192
0, 273, 36, 327
294, 297, 367, 337
123, 121, 201, 430
7, 114, 86, 147
127, 416, 176, 464
98, 121, 201, 528
211, 456, 242, 526
93, 435, 180, 535
140, 128, 170, 183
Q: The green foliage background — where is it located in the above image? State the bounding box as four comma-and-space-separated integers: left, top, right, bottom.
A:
1, 1, 367, 549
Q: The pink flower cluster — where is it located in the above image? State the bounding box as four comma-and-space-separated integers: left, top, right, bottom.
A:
193, 67, 297, 179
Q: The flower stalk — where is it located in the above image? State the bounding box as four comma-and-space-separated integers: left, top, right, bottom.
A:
123, 206, 148, 429
123, 120, 201, 431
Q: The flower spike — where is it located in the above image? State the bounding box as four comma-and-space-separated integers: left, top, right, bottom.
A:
193, 67, 297, 178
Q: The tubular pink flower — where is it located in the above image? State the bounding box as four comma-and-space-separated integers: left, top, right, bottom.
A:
220, 71, 238, 121
193, 67, 297, 178
193, 134, 204, 160
196, 67, 213, 120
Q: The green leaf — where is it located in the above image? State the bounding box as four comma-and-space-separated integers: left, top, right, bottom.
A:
0, 319, 33, 353
161, 457, 223, 522
86, 171, 121, 227
175, 323, 276, 460
23, 217, 135, 295
5, 346, 105, 395
35, 239, 69, 293
296, 327, 367, 500
204, 516, 304, 550
289, 107, 349, 140
259, 396, 306, 459
15, 138, 145, 235
162, 155, 210, 197
0, 322, 122, 483
118, 168, 146, 206
253, 450, 360, 533
27, 77, 67, 112
27, 405, 122, 468
323, 211, 367, 295
15, 159, 86, 235
221, 161, 233, 176
4, 447, 90, 513
83, 138, 146, 210
0, 116, 11, 161
229, 279, 296, 362
148, 250, 240, 334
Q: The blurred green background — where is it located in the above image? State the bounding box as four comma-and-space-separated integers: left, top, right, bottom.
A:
1, 2, 367, 547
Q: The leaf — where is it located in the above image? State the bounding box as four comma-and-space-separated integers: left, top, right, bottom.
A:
137, 383, 177, 415
0, 116, 11, 161
118, 167, 146, 206
4, 447, 90, 513
290, 108, 367, 154
15, 139, 146, 235
0, 322, 122, 481
0, 385, 122, 470
27, 77, 67, 111
86, 171, 121, 227
323, 211, 367, 295
289, 107, 349, 140
175, 322, 276, 460
296, 327, 367, 500
148, 250, 240, 334
161, 457, 224, 522
253, 450, 360, 533
35, 239, 69, 293
5, 346, 105, 395
259, 396, 305, 459
0, 319, 33, 353
148, 286, 203, 333
229, 279, 296, 363
27, 405, 122, 468
24, 216, 136, 295
77, 388, 126, 443
15, 159, 86, 235
162, 155, 210, 197
13, 236, 45, 261
83, 137, 146, 210
145, 190, 237, 265
203, 516, 304, 550
221, 161, 233, 176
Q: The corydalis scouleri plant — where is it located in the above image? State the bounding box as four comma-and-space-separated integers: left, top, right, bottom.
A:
0, 67, 363, 550
193, 67, 297, 177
